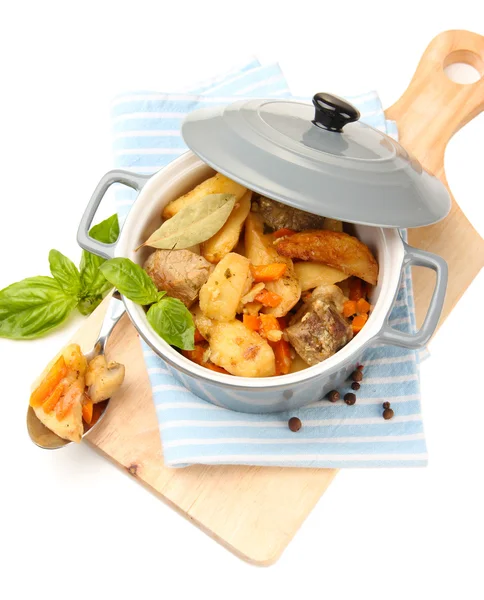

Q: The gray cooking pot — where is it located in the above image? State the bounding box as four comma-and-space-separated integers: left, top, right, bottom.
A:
77, 94, 448, 413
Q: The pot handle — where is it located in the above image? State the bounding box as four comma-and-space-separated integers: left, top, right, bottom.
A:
77, 170, 150, 259
379, 242, 448, 349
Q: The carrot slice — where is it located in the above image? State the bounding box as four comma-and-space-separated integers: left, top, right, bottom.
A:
90, 402, 105, 426
254, 289, 283, 307
41, 383, 65, 414
182, 345, 206, 365
182, 344, 229, 374
273, 228, 296, 239
250, 263, 287, 282
194, 329, 206, 343
352, 313, 368, 334
349, 277, 365, 302
30, 356, 68, 408
269, 338, 292, 375
243, 314, 260, 331
343, 300, 357, 318
356, 298, 371, 314
82, 395, 94, 424
259, 314, 281, 338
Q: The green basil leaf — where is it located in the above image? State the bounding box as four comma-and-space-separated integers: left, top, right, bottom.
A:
100, 258, 159, 306
78, 213, 120, 314
147, 297, 195, 350
142, 193, 236, 250
49, 249, 81, 296
88, 213, 120, 243
78, 254, 112, 315
0, 276, 77, 339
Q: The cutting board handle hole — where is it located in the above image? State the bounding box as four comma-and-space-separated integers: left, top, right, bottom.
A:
443, 50, 483, 84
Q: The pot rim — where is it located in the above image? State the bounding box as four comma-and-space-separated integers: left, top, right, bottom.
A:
117, 151, 405, 390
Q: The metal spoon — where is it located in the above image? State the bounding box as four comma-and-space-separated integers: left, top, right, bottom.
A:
26, 294, 126, 450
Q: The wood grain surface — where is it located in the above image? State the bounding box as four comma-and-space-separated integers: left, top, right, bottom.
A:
74, 29, 484, 565
386, 30, 484, 328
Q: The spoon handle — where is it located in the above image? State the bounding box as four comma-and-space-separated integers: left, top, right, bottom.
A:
94, 294, 126, 356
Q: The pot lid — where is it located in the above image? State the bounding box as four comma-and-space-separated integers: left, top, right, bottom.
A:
181, 93, 451, 228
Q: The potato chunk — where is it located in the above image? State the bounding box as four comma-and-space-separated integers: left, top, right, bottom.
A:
62, 344, 87, 378
244, 212, 300, 317
86, 355, 125, 403
276, 229, 378, 285
202, 190, 252, 263
199, 253, 250, 322
192, 307, 275, 377
294, 262, 347, 291
162, 173, 247, 219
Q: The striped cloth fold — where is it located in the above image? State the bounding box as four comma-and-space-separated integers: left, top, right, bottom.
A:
111, 59, 427, 468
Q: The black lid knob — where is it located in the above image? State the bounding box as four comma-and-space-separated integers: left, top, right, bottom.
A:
312, 93, 360, 132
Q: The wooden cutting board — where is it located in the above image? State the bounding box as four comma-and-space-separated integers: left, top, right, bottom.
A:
80, 30, 484, 566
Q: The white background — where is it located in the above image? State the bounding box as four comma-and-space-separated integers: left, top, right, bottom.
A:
1, 2, 483, 599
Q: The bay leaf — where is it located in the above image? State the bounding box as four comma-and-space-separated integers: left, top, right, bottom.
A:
141, 193, 236, 250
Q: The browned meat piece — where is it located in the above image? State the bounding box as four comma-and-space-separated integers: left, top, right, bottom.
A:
144, 249, 213, 307
286, 285, 352, 366
258, 197, 326, 232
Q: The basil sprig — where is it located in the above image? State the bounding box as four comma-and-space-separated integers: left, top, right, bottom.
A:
0, 277, 78, 339
78, 214, 120, 315
100, 258, 160, 306
0, 214, 119, 340
100, 258, 194, 350
49, 250, 81, 296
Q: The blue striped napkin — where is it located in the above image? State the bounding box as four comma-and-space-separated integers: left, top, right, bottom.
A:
111, 60, 426, 468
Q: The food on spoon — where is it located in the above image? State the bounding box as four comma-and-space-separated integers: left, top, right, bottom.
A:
192, 306, 276, 377
30, 345, 86, 443
257, 196, 326, 231
276, 229, 378, 285
36, 381, 84, 443
85, 354, 125, 403
144, 249, 213, 307
199, 252, 251, 321
82, 395, 94, 424
244, 212, 300, 317
29, 355, 68, 409
162, 173, 247, 219
286, 285, 353, 366
30, 343, 125, 442
294, 262, 347, 291
201, 190, 252, 263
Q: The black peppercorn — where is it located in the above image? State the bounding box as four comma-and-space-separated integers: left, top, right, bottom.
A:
351, 382, 360, 391
383, 408, 394, 420
344, 393, 356, 405
383, 401, 391, 409
288, 417, 302, 432
327, 390, 340, 402
351, 370, 363, 382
